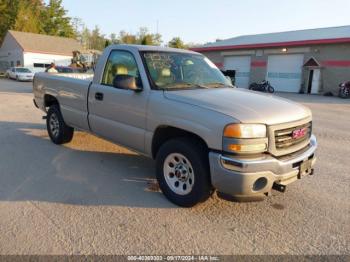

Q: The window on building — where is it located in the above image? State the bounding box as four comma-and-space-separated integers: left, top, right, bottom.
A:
33, 63, 51, 68
16, 60, 21, 66
10, 61, 14, 67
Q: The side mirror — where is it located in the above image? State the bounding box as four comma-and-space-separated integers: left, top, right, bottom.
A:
113, 75, 143, 92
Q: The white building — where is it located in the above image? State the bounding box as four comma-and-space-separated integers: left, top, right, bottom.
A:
0, 30, 83, 72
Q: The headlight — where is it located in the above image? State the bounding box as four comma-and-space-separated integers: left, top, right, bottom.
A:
224, 124, 266, 138
223, 124, 267, 154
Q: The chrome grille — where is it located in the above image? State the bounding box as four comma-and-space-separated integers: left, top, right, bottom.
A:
274, 122, 312, 150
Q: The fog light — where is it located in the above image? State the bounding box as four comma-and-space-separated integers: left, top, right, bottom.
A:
253, 177, 268, 191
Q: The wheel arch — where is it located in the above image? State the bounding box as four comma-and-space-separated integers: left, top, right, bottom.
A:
44, 94, 60, 109
151, 126, 209, 159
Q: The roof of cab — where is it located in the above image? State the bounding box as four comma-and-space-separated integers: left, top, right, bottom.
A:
107, 44, 200, 55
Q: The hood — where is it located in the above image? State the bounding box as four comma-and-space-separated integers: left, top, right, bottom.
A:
164, 88, 311, 125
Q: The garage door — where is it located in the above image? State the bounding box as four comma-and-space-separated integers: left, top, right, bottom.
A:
224, 56, 251, 88
267, 54, 304, 92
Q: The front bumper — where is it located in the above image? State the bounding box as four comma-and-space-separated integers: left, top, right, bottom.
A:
209, 135, 317, 199
18, 76, 34, 81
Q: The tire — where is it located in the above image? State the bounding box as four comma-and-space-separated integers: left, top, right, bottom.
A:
249, 83, 258, 90
268, 85, 275, 93
156, 137, 213, 207
46, 104, 74, 144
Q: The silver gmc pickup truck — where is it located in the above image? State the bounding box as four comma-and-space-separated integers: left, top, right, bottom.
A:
33, 45, 317, 207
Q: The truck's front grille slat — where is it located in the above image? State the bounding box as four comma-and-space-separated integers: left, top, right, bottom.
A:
275, 123, 312, 137
274, 122, 312, 153
276, 136, 309, 149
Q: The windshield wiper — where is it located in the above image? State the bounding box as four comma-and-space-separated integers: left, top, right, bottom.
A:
205, 82, 233, 88
162, 83, 209, 90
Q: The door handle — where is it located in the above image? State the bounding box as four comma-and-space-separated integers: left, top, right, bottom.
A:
95, 92, 104, 101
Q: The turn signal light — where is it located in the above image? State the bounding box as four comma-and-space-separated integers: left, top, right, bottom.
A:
227, 143, 267, 153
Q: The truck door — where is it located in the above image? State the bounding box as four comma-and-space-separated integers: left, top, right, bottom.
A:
88, 50, 148, 153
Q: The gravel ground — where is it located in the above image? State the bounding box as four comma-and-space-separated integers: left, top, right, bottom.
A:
0, 78, 349, 255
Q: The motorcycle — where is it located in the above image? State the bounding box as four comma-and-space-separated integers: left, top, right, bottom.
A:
249, 80, 275, 93
339, 81, 350, 98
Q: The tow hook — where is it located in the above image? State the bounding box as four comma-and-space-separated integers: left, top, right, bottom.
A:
272, 183, 287, 193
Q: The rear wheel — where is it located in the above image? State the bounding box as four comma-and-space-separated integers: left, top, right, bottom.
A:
46, 104, 74, 144
156, 137, 213, 207
249, 83, 258, 90
268, 84, 275, 93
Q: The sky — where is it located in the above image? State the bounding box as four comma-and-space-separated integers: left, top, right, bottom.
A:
61, 0, 350, 44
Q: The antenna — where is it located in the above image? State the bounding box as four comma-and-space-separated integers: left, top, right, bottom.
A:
156, 20, 159, 34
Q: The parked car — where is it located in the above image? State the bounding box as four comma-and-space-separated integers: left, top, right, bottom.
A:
33, 45, 317, 207
6, 67, 35, 81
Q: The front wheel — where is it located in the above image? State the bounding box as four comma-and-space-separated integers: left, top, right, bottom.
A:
339, 88, 350, 98
156, 138, 213, 207
46, 104, 74, 144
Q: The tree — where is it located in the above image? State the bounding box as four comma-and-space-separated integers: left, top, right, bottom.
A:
104, 39, 111, 48
89, 26, 105, 50
119, 30, 137, 44
168, 37, 187, 49
137, 27, 162, 46
0, 0, 19, 43
71, 17, 84, 39
110, 33, 119, 44
80, 27, 91, 49
13, 0, 42, 34
41, 0, 75, 38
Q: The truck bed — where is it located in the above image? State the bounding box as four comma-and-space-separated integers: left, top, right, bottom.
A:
54, 73, 94, 81
33, 72, 92, 131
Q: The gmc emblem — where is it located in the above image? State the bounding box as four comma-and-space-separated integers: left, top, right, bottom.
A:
292, 128, 307, 139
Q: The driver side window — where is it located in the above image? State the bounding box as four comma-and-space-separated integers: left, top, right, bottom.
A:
101, 50, 142, 88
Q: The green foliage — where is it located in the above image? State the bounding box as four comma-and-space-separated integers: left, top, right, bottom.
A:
168, 37, 187, 49
110, 33, 119, 44
0, 0, 19, 43
89, 26, 105, 50
118, 31, 137, 45
13, 0, 42, 33
41, 0, 75, 38
0, 0, 191, 50
137, 27, 162, 46
0, 0, 75, 44
91, 27, 163, 49
104, 39, 111, 48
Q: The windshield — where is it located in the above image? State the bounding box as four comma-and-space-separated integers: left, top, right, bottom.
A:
141, 51, 232, 90
16, 68, 31, 73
